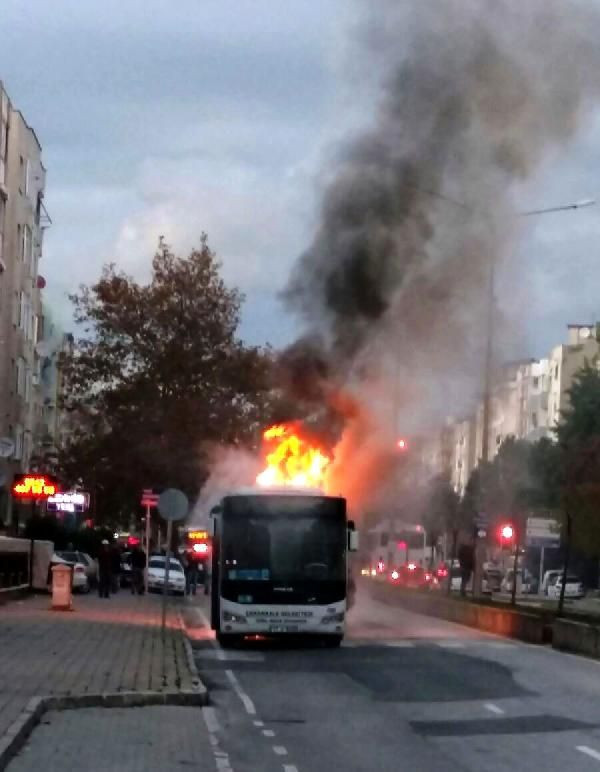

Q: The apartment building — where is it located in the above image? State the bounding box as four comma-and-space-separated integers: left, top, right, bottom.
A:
0, 81, 49, 529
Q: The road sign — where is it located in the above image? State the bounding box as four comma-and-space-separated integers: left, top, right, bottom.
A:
157, 488, 189, 522
526, 517, 560, 547
141, 488, 159, 507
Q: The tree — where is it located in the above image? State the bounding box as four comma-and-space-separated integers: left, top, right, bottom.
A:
422, 475, 468, 594
552, 364, 600, 614
60, 236, 273, 526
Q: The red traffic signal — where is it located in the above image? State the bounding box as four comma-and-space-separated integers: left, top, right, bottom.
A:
500, 524, 514, 541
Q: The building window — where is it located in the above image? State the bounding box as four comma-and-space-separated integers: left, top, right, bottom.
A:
532, 412, 538, 428
16, 357, 26, 396
22, 225, 31, 268
533, 377, 539, 388
13, 425, 23, 460
555, 364, 559, 379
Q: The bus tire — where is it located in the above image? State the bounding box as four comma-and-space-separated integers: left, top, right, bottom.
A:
323, 635, 343, 648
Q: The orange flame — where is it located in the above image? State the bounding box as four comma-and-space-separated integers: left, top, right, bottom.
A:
256, 423, 330, 490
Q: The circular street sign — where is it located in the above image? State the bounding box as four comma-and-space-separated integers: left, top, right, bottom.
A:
157, 488, 189, 522
0, 437, 15, 458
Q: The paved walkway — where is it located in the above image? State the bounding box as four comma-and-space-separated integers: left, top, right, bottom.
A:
8, 706, 213, 772
0, 591, 197, 747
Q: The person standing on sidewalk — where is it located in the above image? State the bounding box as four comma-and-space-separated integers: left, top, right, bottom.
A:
130, 544, 146, 595
110, 544, 122, 593
97, 540, 112, 598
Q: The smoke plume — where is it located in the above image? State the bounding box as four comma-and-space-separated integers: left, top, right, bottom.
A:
283, 0, 600, 512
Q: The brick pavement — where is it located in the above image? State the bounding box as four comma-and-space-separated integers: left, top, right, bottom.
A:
7, 706, 213, 772
0, 591, 200, 750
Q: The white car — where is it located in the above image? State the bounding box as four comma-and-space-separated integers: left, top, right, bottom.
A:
548, 575, 585, 600
49, 553, 90, 593
147, 556, 186, 596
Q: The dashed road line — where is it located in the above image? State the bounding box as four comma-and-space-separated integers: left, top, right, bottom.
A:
225, 668, 257, 715
253, 720, 264, 727
273, 746, 288, 756
484, 703, 505, 715
283, 766, 299, 772
202, 706, 220, 733
202, 706, 233, 772
435, 641, 465, 649
263, 729, 276, 737
384, 641, 415, 648
577, 746, 600, 762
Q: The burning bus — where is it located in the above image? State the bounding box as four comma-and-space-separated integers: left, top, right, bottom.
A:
209, 424, 358, 647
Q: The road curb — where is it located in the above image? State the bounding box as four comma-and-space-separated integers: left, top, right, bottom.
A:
0, 688, 208, 771
177, 607, 207, 693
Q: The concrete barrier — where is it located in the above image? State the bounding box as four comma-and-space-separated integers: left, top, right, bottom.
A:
368, 581, 546, 643
553, 618, 600, 658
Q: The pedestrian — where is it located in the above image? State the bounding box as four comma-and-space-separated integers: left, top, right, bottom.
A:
130, 544, 146, 595
97, 540, 112, 598
185, 555, 199, 596
111, 544, 122, 593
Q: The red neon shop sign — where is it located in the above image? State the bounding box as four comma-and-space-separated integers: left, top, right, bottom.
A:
12, 475, 57, 499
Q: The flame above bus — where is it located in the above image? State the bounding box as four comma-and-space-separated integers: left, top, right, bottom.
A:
256, 423, 331, 490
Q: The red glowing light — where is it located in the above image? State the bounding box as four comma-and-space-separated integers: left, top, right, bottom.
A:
397, 541, 407, 550
12, 475, 57, 499
501, 524, 514, 540
407, 562, 416, 571
397, 438, 407, 450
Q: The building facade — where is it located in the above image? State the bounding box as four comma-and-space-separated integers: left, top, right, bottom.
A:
0, 81, 49, 530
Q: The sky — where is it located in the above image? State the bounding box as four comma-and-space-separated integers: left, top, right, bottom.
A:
1, 0, 600, 359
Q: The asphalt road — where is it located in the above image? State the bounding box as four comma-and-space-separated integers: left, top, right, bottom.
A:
189, 582, 600, 772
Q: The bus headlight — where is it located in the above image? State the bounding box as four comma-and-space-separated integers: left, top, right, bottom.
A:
223, 611, 247, 623
321, 612, 345, 624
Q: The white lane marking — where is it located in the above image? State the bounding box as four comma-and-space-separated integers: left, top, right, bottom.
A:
273, 746, 288, 756
436, 641, 465, 649
485, 642, 515, 649
484, 703, 505, 715
341, 640, 359, 647
577, 746, 600, 762
385, 641, 415, 648
225, 668, 256, 715
283, 766, 299, 772
195, 650, 264, 662
263, 729, 275, 737
202, 706, 220, 733
253, 720, 264, 727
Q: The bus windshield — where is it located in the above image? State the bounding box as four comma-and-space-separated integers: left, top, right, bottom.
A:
222, 495, 346, 585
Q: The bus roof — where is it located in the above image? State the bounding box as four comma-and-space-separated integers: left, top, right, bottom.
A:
224, 486, 331, 498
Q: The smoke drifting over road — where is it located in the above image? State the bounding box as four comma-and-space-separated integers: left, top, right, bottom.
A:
282, 0, 600, 512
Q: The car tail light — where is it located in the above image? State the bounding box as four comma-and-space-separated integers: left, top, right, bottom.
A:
425, 573, 431, 582
408, 563, 416, 571
391, 570, 399, 581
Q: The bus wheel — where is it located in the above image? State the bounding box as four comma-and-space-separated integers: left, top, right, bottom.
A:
217, 632, 240, 648
323, 635, 343, 648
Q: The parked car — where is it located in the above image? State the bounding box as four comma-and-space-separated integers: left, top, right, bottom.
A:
48, 553, 90, 593
541, 569, 563, 596
548, 575, 585, 600
146, 556, 186, 595
56, 551, 97, 587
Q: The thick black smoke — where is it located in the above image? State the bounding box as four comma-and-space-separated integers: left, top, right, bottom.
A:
286, 0, 600, 377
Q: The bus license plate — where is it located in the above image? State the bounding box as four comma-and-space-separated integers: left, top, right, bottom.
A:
269, 625, 298, 633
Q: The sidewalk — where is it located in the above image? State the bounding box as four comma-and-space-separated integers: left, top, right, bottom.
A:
0, 591, 205, 767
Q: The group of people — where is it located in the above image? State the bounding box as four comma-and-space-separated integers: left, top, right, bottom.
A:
96, 540, 146, 598
96, 540, 208, 598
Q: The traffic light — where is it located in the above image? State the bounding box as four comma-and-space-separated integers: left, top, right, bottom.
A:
501, 524, 514, 540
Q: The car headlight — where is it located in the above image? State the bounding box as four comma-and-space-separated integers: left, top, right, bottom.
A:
321, 612, 345, 624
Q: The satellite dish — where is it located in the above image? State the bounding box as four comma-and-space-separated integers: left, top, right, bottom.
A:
35, 341, 51, 357
0, 437, 15, 458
